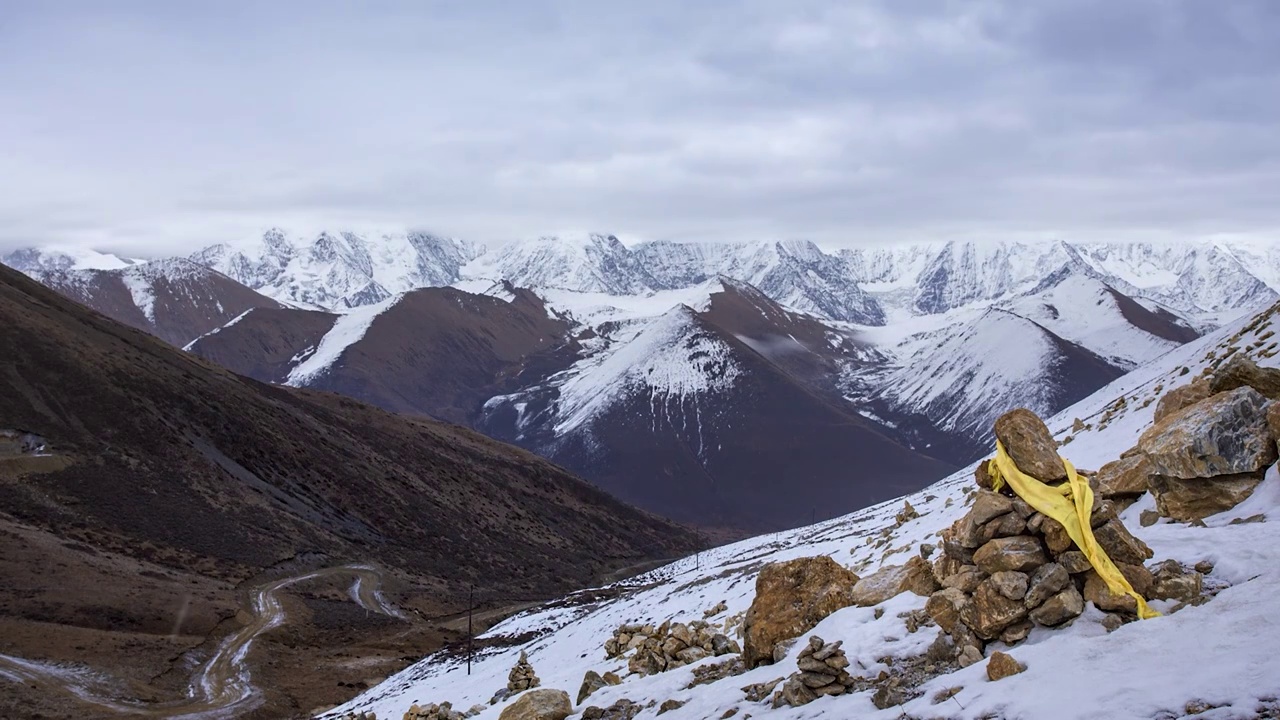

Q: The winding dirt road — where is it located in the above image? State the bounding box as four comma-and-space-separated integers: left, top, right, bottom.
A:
0, 563, 405, 719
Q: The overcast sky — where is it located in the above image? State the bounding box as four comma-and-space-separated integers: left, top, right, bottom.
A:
3, 1, 1279, 255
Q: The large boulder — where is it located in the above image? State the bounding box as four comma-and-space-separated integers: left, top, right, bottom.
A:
994, 409, 1068, 482
1092, 455, 1153, 499
1154, 378, 1212, 423
1210, 356, 1280, 400
851, 556, 939, 606
973, 536, 1048, 575
498, 689, 572, 720
742, 556, 859, 668
1138, 387, 1278, 480
1148, 473, 1267, 522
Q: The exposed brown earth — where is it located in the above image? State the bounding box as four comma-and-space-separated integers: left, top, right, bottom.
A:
0, 263, 699, 718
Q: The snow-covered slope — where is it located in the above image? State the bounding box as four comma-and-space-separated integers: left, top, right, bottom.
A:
850, 307, 1123, 449
326, 300, 1280, 720
191, 228, 483, 309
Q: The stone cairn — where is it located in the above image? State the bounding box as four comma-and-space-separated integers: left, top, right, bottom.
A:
402, 702, 486, 720
771, 636, 854, 708
604, 619, 741, 676
926, 409, 1204, 666
507, 651, 540, 693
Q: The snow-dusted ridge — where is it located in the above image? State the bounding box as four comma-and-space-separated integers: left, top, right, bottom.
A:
326, 300, 1280, 720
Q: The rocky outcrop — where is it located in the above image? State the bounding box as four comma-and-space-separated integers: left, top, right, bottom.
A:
851, 556, 939, 606
1154, 378, 1212, 423
1138, 387, 1276, 520
604, 619, 740, 676
771, 636, 856, 708
1209, 356, 1280, 400
497, 689, 572, 720
741, 556, 859, 668
507, 651, 541, 693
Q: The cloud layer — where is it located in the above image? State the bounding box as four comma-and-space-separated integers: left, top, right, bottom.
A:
3, 0, 1278, 254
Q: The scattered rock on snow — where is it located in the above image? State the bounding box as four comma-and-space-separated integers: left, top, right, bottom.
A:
986, 651, 1025, 681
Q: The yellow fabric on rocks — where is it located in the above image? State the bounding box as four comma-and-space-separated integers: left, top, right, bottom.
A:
988, 440, 1159, 620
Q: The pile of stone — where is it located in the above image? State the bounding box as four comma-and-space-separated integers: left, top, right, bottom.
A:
603, 619, 741, 676
771, 636, 854, 708
403, 701, 485, 720
580, 698, 642, 720
507, 651, 540, 693
927, 409, 1204, 666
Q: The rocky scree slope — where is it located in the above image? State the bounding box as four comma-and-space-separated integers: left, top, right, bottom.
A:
325, 298, 1280, 720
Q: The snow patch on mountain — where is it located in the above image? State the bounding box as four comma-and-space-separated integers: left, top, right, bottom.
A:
284, 295, 400, 386
552, 305, 741, 436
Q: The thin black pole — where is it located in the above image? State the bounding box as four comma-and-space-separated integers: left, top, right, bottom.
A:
467, 585, 474, 675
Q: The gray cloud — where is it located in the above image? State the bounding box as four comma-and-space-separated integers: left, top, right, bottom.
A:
1, 0, 1278, 255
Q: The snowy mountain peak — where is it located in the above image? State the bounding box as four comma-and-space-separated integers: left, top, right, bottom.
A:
463, 233, 660, 296
2, 246, 139, 273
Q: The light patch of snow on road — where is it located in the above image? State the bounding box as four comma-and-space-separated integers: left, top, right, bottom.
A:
285, 295, 401, 386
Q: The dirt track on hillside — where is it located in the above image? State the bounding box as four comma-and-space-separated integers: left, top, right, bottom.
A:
0, 564, 404, 719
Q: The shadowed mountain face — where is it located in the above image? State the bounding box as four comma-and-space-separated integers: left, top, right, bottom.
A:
23, 258, 286, 347
0, 261, 700, 717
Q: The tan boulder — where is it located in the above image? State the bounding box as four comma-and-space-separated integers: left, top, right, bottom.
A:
989, 571, 1029, 601
973, 536, 1048, 575
961, 578, 1029, 640
970, 491, 1015, 525
1154, 378, 1212, 423
925, 588, 967, 634
498, 689, 572, 720
1092, 455, 1153, 499
850, 556, 939, 607
741, 556, 859, 668
994, 409, 1068, 482
986, 651, 1026, 681
1148, 472, 1267, 522
942, 566, 987, 593
1138, 387, 1277, 480
1210, 355, 1280, 400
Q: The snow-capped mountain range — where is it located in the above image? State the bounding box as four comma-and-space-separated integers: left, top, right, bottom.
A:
5, 232, 1280, 530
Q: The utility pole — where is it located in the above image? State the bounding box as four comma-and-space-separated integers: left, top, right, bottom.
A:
467, 585, 474, 675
